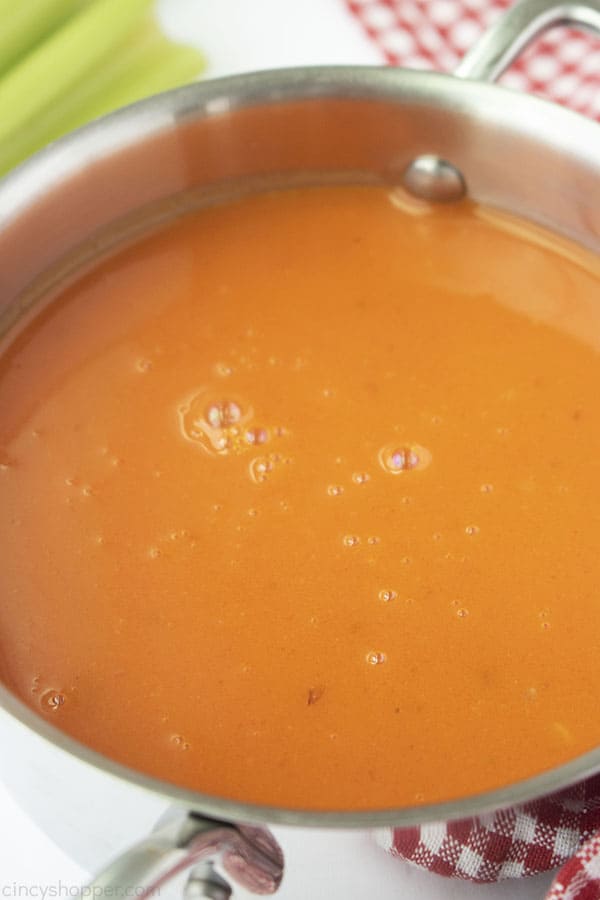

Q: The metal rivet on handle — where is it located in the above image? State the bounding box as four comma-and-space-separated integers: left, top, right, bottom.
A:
403, 155, 467, 202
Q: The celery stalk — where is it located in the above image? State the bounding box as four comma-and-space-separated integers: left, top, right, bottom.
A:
0, 20, 162, 175
0, 0, 153, 145
0, 0, 91, 76
81, 40, 205, 119
0, 21, 205, 177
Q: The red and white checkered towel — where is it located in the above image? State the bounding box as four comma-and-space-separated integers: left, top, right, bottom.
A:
344, 1, 600, 896
547, 834, 600, 900
346, 0, 600, 118
376, 774, 600, 893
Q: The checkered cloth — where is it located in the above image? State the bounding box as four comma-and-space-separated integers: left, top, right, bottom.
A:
345, 0, 600, 119
376, 775, 600, 889
547, 834, 600, 900
344, 2, 600, 895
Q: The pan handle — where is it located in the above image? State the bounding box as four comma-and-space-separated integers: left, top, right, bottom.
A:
403, 0, 600, 202
77, 811, 284, 900
456, 0, 600, 83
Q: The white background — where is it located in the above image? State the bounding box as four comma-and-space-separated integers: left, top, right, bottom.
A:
0, 2, 559, 898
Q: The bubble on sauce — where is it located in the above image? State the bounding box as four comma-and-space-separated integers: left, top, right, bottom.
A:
455, 607, 469, 618
352, 472, 370, 485
327, 484, 344, 497
480, 483, 494, 494
180, 390, 284, 460
367, 536, 381, 545
148, 547, 162, 559
245, 426, 268, 446
366, 651, 387, 666
379, 589, 397, 602
31, 676, 40, 694
465, 525, 480, 536
179, 390, 255, 456
170, 734, 191, 750
81, 485, 94, 497
214, 362, 233, 377
248, 508, 258, 517
0, 462, 10, 474
343, 535, 360, 547
249, 456, 274, 484
206, 400, 241, 428
136, 358, 153, 373
249, 453, 289, 485
379, 443, 431, 475
525, 687, 538, 701
40, 689, 65, 712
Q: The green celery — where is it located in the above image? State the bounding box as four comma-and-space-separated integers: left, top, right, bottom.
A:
0, 0, 153, 146
0, 0, 89, 76
81, 36, 205, 119
0, 20, 204, 176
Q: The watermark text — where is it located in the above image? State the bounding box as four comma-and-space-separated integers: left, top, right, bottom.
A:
1, 883, 159, 899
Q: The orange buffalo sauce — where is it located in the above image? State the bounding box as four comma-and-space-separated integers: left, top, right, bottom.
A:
2, 185, 600, 811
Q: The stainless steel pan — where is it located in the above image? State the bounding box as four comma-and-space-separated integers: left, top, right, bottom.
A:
1, 1, 600, 895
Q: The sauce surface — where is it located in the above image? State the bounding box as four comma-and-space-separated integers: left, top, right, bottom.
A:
2, 186, 600, 810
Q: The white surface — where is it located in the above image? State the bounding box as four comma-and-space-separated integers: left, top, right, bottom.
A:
157, 0, 382, 76
0, 2, 559, 899
0, 778, 557, 899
